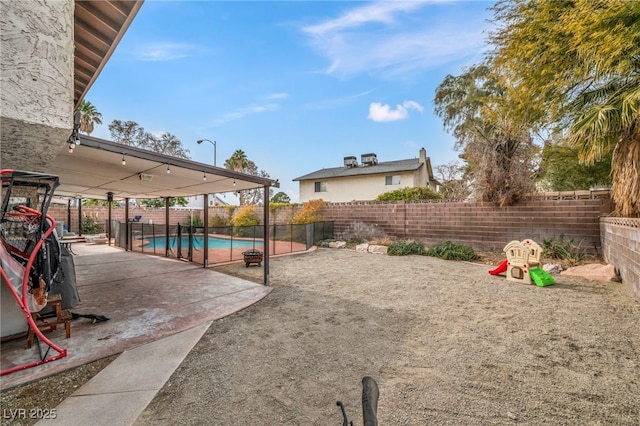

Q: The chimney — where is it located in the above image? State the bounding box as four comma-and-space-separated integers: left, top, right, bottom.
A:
419, 147, 427, 163
361, 153, 378, 166
344, 156, 358, 167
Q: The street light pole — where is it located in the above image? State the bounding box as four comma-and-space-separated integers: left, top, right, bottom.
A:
197, 139, 216, 166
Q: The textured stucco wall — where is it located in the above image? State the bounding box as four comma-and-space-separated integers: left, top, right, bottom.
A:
299, 170, 418, 202
0, 0, 74, 170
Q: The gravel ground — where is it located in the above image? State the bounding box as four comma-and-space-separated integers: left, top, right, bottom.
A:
2, 248, 639, 425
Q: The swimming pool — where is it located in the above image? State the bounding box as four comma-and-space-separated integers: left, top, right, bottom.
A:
143, 235, 260, 250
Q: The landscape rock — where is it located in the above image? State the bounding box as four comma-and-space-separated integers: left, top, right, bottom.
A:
328, 241, 346, 249
355, 243, 369, 253
560, 263, 620, 282
368, 245, 388, 254
543, 263, 564, 274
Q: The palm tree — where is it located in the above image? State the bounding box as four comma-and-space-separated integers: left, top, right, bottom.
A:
567, 70, 640, 217
224, 149, 249, 172
225, 150, 250, 205
76, 100, 102, 135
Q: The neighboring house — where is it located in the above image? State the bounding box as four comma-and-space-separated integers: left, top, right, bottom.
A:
182, 194, 228, 209
294, 148, 438, 203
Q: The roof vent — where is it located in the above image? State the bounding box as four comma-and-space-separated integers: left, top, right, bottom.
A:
361, 153, 378, 166
139, 173, 154, 182
344, 156, 358, 167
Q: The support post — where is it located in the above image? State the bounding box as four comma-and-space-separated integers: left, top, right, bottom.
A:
107, 192, 113, 246
67, 199, 71, 235
263, 185, 270, 285
78, 198, 82, 236
165, 198, 170, 257
125, 197, 130, 251
203, 194, 209, 267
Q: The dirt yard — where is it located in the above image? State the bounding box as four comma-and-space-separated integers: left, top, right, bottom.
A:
137, 248, 638, 425
3, 248, 639, 425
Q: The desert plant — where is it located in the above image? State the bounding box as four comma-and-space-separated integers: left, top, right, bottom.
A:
387, 240, 427, 256
542, 235, 586, 265
426, 240, 478, 261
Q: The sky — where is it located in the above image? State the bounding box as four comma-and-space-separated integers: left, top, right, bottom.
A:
87, 0, 496, 203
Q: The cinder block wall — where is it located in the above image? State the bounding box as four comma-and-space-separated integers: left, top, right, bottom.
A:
601, 217, 640, 301
321, 193, 613, 254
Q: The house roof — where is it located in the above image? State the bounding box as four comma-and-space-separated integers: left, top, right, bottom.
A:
74, 1, 144, 108
293, 158, 423, 181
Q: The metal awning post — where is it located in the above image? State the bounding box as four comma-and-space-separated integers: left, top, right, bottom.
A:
107, 192, 113, 246
125, 197, 130, 251
165, 198, 170, 257
78, 198, 82, 236
203, 194, 209, 268
263, 184, 270, 285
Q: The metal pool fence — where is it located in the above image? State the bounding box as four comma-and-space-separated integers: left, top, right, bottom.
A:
113, 221, 334, 266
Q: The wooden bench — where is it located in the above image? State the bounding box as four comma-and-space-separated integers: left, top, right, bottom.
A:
27, 294, 71, 347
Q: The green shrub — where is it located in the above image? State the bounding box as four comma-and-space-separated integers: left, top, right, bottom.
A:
232, 205, 260, 227
387, 240, 427, 256
184, 213, 203, 227
425, 240, 478, 261
376, 187, 442, 201
232, 205, 260, 237
291, 199, 325, 224
542, 235, 585, 264
81, 213, 102, 234
209, 215, 230, 227
346, 235, 365, 246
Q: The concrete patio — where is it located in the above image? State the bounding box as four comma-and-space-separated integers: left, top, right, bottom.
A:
0, 243, 271, 390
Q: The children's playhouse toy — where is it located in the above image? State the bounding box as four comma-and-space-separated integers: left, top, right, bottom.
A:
489, 239, 555, 286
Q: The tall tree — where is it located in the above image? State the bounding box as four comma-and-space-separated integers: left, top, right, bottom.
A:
490, 0, 640, 216
224, 149, 249, 172
539, 142, 612, 191
224, 150, 271, 205
76, 100, 102, 135
109, 119, 190, 205
434, 65, 538, 206
148, 132, 190, 159
108, 120, 190, 159
108, 120, 152, 149
434, 161, 471, 202
271, 192, 291, 204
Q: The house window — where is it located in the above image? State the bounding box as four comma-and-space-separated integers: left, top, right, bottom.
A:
385, 175, 401, 185
314, 181, 327, 192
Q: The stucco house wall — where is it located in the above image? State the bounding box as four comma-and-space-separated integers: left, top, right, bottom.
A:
0, 0, 74, 170
299, 170, 418, 203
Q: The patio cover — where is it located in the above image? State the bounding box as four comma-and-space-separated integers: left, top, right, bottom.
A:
48, 134, 278, 200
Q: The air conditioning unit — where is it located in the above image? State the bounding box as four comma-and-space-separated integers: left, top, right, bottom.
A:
139, 173, 154, 182
344, 156, 358, 167
361, 153, 378, 166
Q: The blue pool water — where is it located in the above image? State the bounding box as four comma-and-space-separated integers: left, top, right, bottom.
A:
144, 235, 259, 250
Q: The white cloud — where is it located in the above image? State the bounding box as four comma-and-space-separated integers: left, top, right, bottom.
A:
266, 93, 290, 100
212, 103, 279, 126
304, 90, 373, 110
303, 1, 430, 36
134, 42, 195, 61
368, 100, 424, 122
301, 0, 489, 80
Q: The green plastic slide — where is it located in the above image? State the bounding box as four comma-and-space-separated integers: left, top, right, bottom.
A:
529, 267, 555, 287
